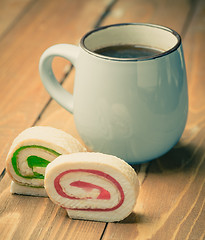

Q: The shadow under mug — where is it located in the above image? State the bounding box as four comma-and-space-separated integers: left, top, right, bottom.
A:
39, 23, 188, 164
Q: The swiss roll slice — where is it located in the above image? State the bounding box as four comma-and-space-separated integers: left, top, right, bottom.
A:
45, 152, 139, 222
6, 126, 86, 196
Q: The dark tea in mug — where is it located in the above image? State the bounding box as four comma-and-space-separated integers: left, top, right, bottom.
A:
94, 44, 163, 59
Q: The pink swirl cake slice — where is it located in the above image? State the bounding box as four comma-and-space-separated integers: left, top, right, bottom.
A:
45, 152, 139, 222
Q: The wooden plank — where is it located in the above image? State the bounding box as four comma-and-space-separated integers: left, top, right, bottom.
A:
0, 0, 115, 239
1, 0, 204, 240
0, 183, 105, 240
0, 0, 33, 37
0, 0, 110, 171
183, 0, 205, 124
101, 0, 205, 239
101, 0, 190, 34
35, 0, 205, 240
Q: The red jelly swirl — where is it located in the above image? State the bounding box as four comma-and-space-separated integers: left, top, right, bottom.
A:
54, 169, 124, 211
70, 181, 111, 200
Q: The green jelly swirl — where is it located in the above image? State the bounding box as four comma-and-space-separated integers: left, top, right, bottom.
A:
12, 145, 60, 179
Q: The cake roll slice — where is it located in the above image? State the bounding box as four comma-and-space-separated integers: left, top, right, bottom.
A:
6, 126, 86, 196
45, 152, 139, 222
10, 181, 48, 197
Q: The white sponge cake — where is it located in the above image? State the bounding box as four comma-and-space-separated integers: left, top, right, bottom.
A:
45, 152, 139, 222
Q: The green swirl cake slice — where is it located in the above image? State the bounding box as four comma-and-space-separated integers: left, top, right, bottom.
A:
6, 126, 86, 196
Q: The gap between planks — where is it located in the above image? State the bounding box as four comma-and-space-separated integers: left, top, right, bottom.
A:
0, 0, 200, 185
2, 2, 204, 239
180, 0, 200, 38
0, 0, 201, 186
33, 0, 117, 126
0, 1, 117, 239
0, 0, 117, 184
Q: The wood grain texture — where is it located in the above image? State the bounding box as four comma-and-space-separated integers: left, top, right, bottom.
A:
101, 0, 190, 34
0, 0, 110, 171
0, 0, 204, 239
0, 178, 105, 240
0, 0, 113, 239
0, 0, 33, 37
101, 0, 205, 239
36, 0, 205, 239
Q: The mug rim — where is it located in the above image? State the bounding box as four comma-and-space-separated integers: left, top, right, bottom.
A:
80, 23, 182, 62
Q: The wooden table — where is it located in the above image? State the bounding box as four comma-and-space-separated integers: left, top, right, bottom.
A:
0, 0, 204, 239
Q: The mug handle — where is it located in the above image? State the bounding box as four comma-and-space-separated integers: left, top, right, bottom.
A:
39, 44, 79, 114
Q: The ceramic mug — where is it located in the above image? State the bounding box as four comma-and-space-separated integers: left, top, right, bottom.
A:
39, 23, 188, 164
